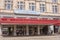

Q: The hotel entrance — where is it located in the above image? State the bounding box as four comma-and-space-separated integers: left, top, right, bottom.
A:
1, 25, 50, 36
40, 25, 48, 35
16, 25, 26, 36
42, 25, 48, 35
1, 18, 60, 36
8, 27, 14, 36
29, 25, 38, 36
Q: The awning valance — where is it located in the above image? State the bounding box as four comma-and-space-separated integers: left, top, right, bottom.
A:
0, 18, 60, 25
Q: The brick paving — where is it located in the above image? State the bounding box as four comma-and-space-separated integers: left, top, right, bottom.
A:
0, 35, 60, 40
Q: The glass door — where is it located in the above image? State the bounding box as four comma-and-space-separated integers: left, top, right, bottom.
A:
8, 27, 14, 36
29, 25, 38, 36
16, 25, 26, 36
2, 25, 14, 36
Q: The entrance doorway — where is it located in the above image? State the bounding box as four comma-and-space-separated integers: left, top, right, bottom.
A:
40, 25, 48, 35
29, 25, 38, 36
54, 26, 59, 33
8, 27, 14, 36
16, 25, 26, 36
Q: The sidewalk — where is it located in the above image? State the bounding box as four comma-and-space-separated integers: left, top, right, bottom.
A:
0, 35, 60, 40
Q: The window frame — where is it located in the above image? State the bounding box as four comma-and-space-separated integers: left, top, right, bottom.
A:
40, 0, 45, 2
40, 4, 46, 13
17, 2, 25, 10
52, 5, 58, 13
5, 0, 13, 10
52, 0, 58, 3
29, 3, 36, 11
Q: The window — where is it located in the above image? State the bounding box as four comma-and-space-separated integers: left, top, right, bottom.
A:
52, 5, 58, 13
40, 0, 45, 1
40, 4, 46, 12
17, 2, 25, 10
29, 3, 35, 11
52, 0, 57, 3
5, 0, 13, 10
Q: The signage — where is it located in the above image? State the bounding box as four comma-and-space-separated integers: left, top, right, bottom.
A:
14, 10, 40, 15
0, 18, 51, 22
0, 18, 60, 26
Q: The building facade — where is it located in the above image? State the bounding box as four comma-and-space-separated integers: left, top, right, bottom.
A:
0, 0, 60, 36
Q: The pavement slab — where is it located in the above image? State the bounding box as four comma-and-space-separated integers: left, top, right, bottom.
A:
0, 35, 60, 40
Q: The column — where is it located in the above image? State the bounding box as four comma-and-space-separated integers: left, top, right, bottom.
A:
58, 26, 60, 34
38, 25, 40, 35
0, 26, 2, 36
26, 25, 29, 35
14, 25, 16, 36
49, 25, 54, 35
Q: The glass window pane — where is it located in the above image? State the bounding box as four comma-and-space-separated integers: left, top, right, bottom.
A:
40, 4, 46, 12
17, 2, 25, 10
40, 0, 45, 1
52, 5, 58, 13
29, 3, 35, 11
5, 4, 11, 10
52, 0, 57, 3
5, 0, 12, 10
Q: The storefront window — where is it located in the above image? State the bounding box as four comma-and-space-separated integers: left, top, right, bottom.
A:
16, 25, 26, 36
54, 26, 59, 33
2, 27, 9, 36
29, 25, 38, 35
2, 25, 14, 36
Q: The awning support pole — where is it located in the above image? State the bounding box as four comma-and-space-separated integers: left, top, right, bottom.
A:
14, 25, 17, 36
26, 25, 29, 35
38, 25, 40, 35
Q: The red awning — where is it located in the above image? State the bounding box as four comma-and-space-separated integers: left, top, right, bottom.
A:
0, 18, 60, 25
55, 20, 60, 26
55, 23, 60, 26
